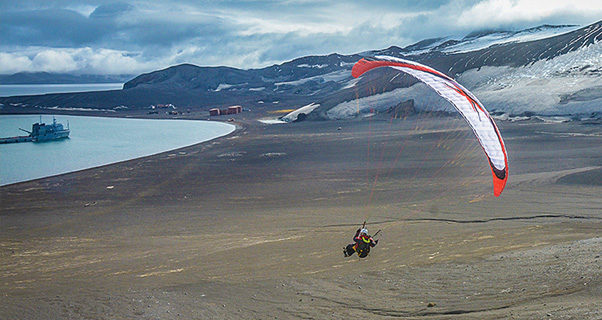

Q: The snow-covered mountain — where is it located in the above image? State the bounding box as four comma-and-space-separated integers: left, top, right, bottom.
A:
324, 22, 601, 120
392, 24, 581, 56
1, 21, 600, 120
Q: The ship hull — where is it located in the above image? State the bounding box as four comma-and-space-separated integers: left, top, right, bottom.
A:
33, 130, 70, 142
0, 136, 34, 144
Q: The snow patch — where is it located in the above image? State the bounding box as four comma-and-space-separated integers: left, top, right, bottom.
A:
258, 119, 287, 124
218, 151, 246, 158
275, 70, 349, 87
214, 83, 234, 92
281, 103, 320, 122
45, 106, 116, 112
327, 83, 451, 120
458, 42, 602, 115
297, 64, 328, 68
341, 77, 360, 89
261, 152, 286, 158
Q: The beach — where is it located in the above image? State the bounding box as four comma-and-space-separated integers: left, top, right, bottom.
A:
1, 116, 600, 319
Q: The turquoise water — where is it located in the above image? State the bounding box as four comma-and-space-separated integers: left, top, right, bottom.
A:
0, 83, 123, 97
0, 115, 235, 186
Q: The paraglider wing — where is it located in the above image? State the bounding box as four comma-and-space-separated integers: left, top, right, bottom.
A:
352, 56, 508, 196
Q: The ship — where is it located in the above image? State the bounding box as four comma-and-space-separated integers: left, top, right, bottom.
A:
0, 116, 70, 144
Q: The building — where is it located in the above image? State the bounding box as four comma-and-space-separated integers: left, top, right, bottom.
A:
227, 106, 242, 114
209, 105, 242, 116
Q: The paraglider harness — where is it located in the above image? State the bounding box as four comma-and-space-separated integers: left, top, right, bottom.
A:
347, 222, 380, 259
354, 235, 373, 258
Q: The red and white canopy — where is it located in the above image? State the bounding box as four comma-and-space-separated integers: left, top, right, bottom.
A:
352, 56, 508, 196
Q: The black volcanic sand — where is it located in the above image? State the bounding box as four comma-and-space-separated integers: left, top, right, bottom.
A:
1, 118, 601, 319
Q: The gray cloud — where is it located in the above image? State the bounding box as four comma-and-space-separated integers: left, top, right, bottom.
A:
1, 0, 600, 75
89, 2, 133, 19
1, 8, 104, 47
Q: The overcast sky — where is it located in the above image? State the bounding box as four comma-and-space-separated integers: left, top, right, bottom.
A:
1, 0, 601, 75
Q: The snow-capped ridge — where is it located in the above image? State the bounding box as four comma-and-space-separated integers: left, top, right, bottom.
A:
397, 24, 582, 55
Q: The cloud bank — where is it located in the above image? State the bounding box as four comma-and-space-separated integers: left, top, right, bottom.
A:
1, 0, 600, 75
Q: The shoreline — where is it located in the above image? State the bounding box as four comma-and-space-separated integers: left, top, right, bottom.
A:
0, 114, 240, 187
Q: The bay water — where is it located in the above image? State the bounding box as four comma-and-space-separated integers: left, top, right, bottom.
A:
0, 115, 235, 186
